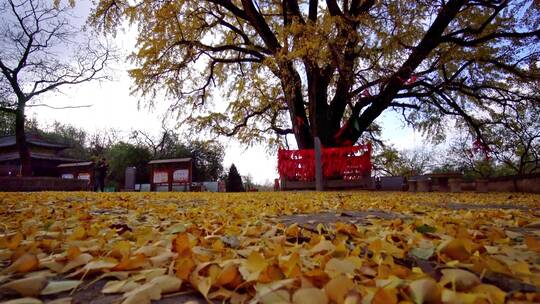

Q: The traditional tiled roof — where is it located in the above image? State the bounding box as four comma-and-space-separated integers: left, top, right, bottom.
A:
57, 161, 93, 168
0, 134, 69, 149
148, 158, 192, 164
0, 152, 81, 162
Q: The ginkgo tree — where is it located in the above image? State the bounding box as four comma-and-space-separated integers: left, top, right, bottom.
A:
92, 0, 539, 149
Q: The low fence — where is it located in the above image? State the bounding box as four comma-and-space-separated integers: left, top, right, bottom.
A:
0, 177, 90, 192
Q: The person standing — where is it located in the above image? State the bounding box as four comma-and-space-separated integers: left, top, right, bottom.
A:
94, 157, 109, 192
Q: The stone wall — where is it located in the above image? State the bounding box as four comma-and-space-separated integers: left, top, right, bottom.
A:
0, 177, 90, 192
487, 174, 540, 193
460, 182, 476, 191
408, 174, 540, 193
516, 175, 540, 193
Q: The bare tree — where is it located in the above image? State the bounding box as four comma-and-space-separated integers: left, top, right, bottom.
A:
441, 105, 540, 178
489, 103, 540, 175
88, 128, 119, 157
130, 127, 178, 159
444, 133, 495, 178
373, 146, 434, 177
0, 0, 113, 176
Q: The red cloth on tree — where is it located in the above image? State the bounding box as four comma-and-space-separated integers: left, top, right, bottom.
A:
278, 144, 372, 181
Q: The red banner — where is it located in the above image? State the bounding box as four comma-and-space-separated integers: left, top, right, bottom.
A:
278, 144, 372, 181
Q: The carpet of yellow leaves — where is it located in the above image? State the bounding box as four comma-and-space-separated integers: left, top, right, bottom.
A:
0, 191, 539, 304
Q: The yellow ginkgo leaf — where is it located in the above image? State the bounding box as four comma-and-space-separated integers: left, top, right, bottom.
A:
3, 253, 39, 274
69, 227, 86, 241
66, 246, 81, 261
149, 275, 182, 294
508, 260, 532, 275
149, 251, 175, 267
46, 297, 72, 304
174, 255, 196, 281
61, 253, 93, 273
133, 268, 167, 282
254, 278, 296, 304
524, 236, 540, 253
309, 239, 335, 255
122, 282, 161, 304
324, 275, 355, 304
114, 254, 146, 271
440, 269, 480, 291
65, 259, 118, 278
110, 241, 131, 260
239, 251, 268, 281
0, 297, 43, 304
439, 239, 471, 261
102, 280, 140, 294
471, 284, 506, 304
47, 297, 73, 304
408, 277, 440, 304
259, 289, 290, 304
215, 263, 240, 286
292, 287, 328, 304
191, 275, 212, 299
0, 275, 47, 297
441, 289, 479, 304
372, 287, 398, 304
324, 256, 362, 278
41, 280, 82, 295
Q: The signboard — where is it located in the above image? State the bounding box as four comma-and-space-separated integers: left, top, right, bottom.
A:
78, 173, 90, 180
173, 169, 189, 182
153, 171, 168, 183
125, 167, 136, 190
61, 174, 74, 179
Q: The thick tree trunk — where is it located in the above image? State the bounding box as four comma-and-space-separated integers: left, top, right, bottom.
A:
279, 62, 313, 149
290, 69, 356, 149
15, 105, 32, 176
286, 77, 355, 149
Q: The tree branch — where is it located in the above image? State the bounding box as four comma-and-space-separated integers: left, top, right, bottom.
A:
344, 0, 467, 143
26, 103, 93, 109
442, 29, 540, 46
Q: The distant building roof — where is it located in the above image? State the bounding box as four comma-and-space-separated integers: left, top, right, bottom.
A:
0, 152, 81, 163
148, 158, 192, 164
58, 161, 93, 168
0, 134, 69, 149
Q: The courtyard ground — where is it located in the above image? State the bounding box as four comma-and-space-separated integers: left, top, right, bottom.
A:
0, 192, 539, 303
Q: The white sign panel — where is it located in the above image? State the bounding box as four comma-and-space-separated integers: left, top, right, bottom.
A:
173, 169, 189, 182
78, 173, 90, 180
153, 171, 168, 183
61, 174, 74, 179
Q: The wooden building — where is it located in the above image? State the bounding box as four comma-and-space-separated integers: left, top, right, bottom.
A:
57, 161, 94, 189
148, 158, 192, 191
0, 134, 81, 176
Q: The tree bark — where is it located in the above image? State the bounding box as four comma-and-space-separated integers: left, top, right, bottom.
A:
306, 65, 330, 145
15, 103, 31, 176
279, 62, 313, 149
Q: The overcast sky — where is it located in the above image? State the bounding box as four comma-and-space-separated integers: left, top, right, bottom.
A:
25, 1, 424, 185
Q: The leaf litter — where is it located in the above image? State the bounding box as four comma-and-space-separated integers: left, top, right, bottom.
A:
0, 191, 538, 303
